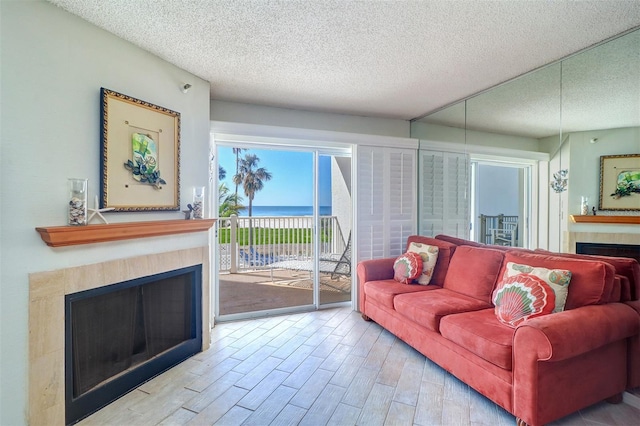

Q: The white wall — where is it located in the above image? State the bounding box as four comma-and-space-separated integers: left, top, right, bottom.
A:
211, 100, 410, 138
331, 156, 352, 241
567, 126, 640, 235
547, 142, 570, 252
0, 2, 211, 424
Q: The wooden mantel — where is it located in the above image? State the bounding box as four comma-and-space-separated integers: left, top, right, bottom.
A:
570, 215, 640, 225
36, 219, 216, 247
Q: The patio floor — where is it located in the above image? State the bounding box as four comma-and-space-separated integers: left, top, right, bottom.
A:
218, 269, 351, 316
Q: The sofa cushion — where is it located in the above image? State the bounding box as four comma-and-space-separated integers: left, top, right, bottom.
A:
534, 249, 639, 302
364, 279, 438, 309
493, 273, 556, 327
440, 309, 515, 370
394, 288, 492, 332
407, 242, 439, 285
502, 251, 615, 310
443, 246, 505, 303
393, 252, 423, 284
435, 234, 484, 247
406, 236, 457, 286
501, 261, 571, 313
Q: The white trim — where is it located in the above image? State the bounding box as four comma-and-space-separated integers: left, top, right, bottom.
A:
420, 139, 549, 161
212, 121, 418, 149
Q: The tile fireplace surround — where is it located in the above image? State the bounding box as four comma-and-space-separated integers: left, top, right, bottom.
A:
566, 231, 640, 253
28, 247, 210, 426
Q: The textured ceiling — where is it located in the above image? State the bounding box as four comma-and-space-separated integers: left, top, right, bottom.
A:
49, 0, 640, 122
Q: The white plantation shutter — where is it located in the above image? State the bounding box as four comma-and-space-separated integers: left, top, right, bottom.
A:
419, 150, 470, 238
357, 146, 416, 261
388, 150, 416, 255
358, 147, 386, 260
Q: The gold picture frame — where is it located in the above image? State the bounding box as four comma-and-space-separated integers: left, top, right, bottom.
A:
599, 154, 640, 211
100, 88, 180, 211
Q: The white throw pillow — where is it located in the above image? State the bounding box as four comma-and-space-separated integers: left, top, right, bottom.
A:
502, 262, 572, 313
407, 242, 439, 285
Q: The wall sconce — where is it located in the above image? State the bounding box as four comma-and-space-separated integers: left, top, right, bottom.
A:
590, 138, 598, 144
550, 169, 569, 193
181, 83, 192, 93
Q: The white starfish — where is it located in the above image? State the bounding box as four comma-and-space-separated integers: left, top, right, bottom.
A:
88, 195, 115, 224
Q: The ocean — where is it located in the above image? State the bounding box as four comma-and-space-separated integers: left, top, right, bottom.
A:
237, 205, 332, 217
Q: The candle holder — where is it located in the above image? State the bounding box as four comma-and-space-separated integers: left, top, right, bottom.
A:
192, 186, 205, 219
580, 196, 589, 215
68, 178, 88, 226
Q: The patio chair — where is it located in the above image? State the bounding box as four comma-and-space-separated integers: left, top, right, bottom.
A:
491, 222, 518, 246
268, 232, 351, 281
320, 232, 351, 279
239, 247, 275, 267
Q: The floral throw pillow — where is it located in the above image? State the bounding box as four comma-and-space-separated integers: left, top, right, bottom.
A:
493, 274, 556, 327
502, 262, 572, 313
393, 252, 424, 284
407, 242, 440, 285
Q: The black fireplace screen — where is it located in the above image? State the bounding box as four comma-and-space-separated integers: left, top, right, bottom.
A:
65, 265, 202, 425
576, 242, 640, 263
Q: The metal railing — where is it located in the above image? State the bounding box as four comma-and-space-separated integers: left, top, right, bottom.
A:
217, 215, 346, 272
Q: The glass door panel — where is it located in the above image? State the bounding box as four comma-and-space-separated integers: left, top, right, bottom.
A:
216, 146, 314, 317
318, 154, 352, 306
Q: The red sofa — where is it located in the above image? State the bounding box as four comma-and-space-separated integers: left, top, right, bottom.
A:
357, 235, 640, 426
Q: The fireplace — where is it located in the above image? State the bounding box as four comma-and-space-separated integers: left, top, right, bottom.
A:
576, 242, 640, 263
28, 247, 211, 426
65, 265, 202, 425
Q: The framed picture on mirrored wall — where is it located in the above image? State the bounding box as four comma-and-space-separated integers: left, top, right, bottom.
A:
599, 154, 640, 211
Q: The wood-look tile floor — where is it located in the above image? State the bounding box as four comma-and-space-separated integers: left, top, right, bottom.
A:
80, 306, 640, 426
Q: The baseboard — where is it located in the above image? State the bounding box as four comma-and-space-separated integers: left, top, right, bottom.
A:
623, 391, 640, 410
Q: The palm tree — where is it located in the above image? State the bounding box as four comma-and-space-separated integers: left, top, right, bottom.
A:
218, 182, 244, 217
233, 154, 272, 248
232, 148, 245, 206
233, 153, 272, 217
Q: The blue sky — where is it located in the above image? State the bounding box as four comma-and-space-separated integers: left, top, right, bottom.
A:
218, 147, 332, 206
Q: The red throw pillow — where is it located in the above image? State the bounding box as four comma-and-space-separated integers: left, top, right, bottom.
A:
493, 273, 556, 327
393, 252, 423, 284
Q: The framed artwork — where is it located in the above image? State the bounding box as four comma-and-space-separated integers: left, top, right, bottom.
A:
100, 88, 180, 211
599, 154, 640, 211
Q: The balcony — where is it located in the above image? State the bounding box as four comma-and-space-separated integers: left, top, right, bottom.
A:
216, 215, 351, 316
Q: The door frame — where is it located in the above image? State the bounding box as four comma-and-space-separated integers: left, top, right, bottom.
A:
211, 136, 353, 323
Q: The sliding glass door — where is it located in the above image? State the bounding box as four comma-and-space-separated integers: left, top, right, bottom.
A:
214, 142, 351, 320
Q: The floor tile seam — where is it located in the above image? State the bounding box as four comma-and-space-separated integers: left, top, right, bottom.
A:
577, 411, 624, 426
287, 383, 347, 413
231, 360, 284, 378
227, 332, 271, 349
284, 366, 337, 391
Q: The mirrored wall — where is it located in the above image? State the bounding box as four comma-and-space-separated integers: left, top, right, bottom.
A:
411, 27, 640, 250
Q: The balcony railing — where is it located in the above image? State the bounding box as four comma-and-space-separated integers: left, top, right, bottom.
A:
217, 215, 346, 273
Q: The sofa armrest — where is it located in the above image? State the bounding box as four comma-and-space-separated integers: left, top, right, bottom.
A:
514, 303, 639, 362
512, 303, 639, 425
624, 300, 640, 388
357, 258, 396, 314
356, 258, 396, 283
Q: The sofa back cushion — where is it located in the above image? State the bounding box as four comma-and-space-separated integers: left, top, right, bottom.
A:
502, 252, 615, 310
534, 249, 639, 302
435, 234, 484, 247
443, 246, 505, 303
406, 236, 457, 286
